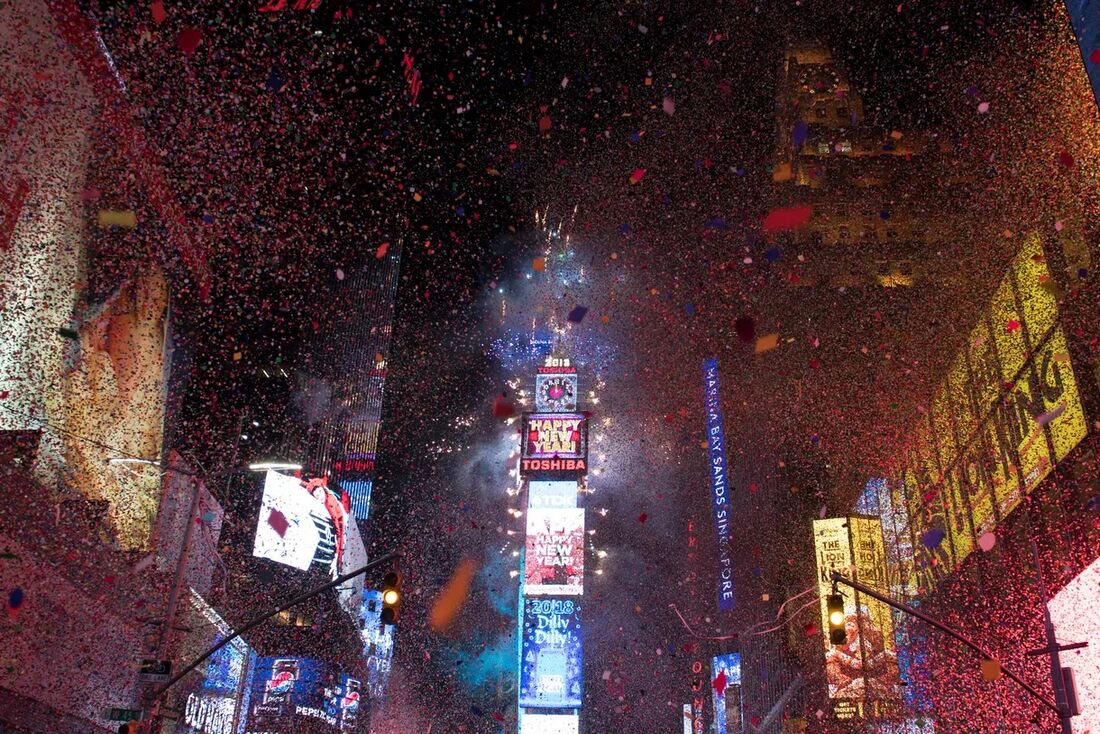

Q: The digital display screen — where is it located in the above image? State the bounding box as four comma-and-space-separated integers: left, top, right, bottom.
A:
528, 480, 578, 510
520, 414, 588, 477
244, 657, 360, 733
711, 653, 742, 734
252, 471, 348, 578
519, 597, 583, 709
524, 508, 585, 596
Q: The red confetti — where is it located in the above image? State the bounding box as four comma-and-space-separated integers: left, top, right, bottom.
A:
637, 513, 648, 523
267, 508, 289, 537
178, 28, 203, 56
629, 168, 646, 184
762, 205, 813, 232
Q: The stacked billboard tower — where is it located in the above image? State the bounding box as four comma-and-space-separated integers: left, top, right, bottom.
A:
517, 357, 588, 734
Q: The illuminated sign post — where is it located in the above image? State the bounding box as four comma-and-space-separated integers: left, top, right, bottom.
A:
813, 517, 900, 720
702, 358, 735, 612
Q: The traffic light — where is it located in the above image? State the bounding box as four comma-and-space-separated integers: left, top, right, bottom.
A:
827, 593, 846, 645
381, 571, 402, 624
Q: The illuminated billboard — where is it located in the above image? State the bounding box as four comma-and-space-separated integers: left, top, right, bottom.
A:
524, 508, 585, 596
528, 480, 578, 509
180, 590, 250, 734
340, 479, 373, 522
711, 653, 742, 734
244, 657, 361, 733
359, 590, 396, 701
1050, 555, 1100, 734
520, 413, 588, 477
1064, 0, 1100, 111
522, 713, 579, 734
900, 233, 1088, 596
519, 597, 583, 708
535, 371, 579, 412
702, 358, 735, 612
814, 518, 900, 710
253, 471, 348, 577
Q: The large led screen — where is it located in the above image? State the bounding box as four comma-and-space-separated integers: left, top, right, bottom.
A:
244, 657, 361, 733
524, 508, 585, 596
711, 653, 742, 734
520, 597, 582, 709
535, 371, 578, 412
1050, 555, 1100, 733
359, 589, 396, 701
814, 518, 899, 705
520, 413, 588, 477
253, 471, 348, 577
528, 480, 578, 510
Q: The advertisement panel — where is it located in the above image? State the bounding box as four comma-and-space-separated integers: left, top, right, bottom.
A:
522, 713, 579, 734
528, 480, 578, 509
524, 508, 585, 596
519, 597, 583, 708
682, 704, 693, 734
359, 590, 396, 701
340, 479, 373, 523
702, 358, 735, 612
520, 413, 588, 477
814, 518, 900, 710
535, 371, 579, 413
253, 471, 348, 578
1049, 555, 1100, 733
169, 590, 251, 734
244, 657, 361, 733
848, 517, 901, 701
711, 653, 742, 734
899, 233, 1088, 596
815, 518, 856, 700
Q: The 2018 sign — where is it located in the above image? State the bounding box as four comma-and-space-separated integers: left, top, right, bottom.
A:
519, 597, 582, 708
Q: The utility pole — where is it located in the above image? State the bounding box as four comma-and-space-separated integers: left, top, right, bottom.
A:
1028, 540, 1077, 734
830, 572, 1068, 725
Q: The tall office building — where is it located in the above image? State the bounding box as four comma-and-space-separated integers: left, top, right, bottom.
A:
516, 357, 587, 734
306, 243, 403, 522
773, 41, 949, 290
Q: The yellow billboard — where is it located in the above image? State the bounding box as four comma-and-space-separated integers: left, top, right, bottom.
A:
900, 233, 1088, 593
814, 518, 900, 708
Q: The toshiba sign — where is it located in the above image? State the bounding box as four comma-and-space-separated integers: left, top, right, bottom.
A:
520, 413, 588, 478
